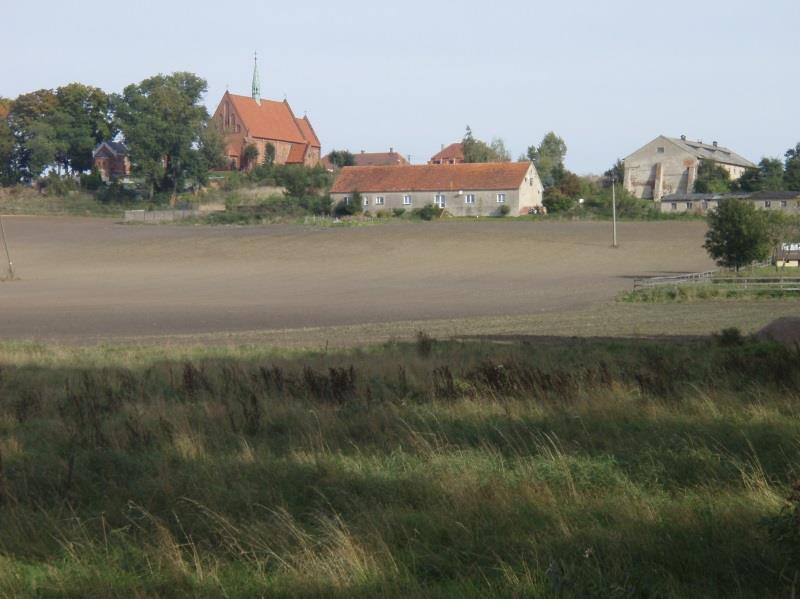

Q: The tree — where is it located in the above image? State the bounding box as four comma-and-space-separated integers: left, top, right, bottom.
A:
7, 89, 59, 180
52, 83, 113, 173
0, 98, 15, 184
462, 126, 506, 163
703, 199, 771, 270
784, 143, 800, 191
328, 149, 354, 168
526, 132, 567, 188
603, 159, 625, 187
489, 138, 511, 162
114, 72, 211, 198
738, 158, 785, 192
693, 159, 733, 193
243, 143, 259, 169
264, 142, 276, 166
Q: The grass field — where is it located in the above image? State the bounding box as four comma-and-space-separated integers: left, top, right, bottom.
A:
0, 334, 799, 596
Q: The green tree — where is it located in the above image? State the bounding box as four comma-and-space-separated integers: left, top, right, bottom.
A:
526, 132, 567, 188
114, 72, 211, 198
489, 138, 511, 162
264, 142, 276, 166
328, 149, 354, 168
462, 126, 506, 163
8, 89, 59, 180
784, 143, 800, 191
52, 83, 113, 173
738, 158, 785, 192
703, 199, 771, 270
693, 159, 733, 193
0, 98, 15, 184
603, 158, 625, 186
243, 143, 259, 169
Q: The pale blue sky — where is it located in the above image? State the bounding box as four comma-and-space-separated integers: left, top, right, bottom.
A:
3, 0, 797, 172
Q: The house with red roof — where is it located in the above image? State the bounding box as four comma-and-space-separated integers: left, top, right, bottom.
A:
330, 162, 544, 217
429, 142, 464, 165
212, 55, 321, 170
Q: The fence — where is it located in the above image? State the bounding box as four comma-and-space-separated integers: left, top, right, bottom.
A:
633, 271, 715, 289
124, 209, 202, 222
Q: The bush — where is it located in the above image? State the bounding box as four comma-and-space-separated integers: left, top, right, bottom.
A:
412, 203, 442, 221
392, 207, 406, 217
96, 180, 139, 204
80, 170, 104, 191
334, 191, 362, 217
714, 327, 745, 347
37, 173, 80, 196
375, 210, 390, 219
498, 205, 510, 216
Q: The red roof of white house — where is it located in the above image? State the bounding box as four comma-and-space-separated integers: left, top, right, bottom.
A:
331, 162, 531, 193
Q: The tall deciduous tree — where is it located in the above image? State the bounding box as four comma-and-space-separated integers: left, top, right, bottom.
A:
328, 150, 355, 168
703, 199, 771, 270
693, 159, 733, 193
52, 83, 114, 173
738, 158, 785, 192
462, 126, 507, 163
526, 132, 567, 188
0, 98, 15, 184
784, 143, 800, 191
114, 72, 212, 198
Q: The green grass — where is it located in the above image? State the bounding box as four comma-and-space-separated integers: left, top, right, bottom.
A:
0, 335, 799, 596
621, 283, 800, 303
0, 188, 149, 218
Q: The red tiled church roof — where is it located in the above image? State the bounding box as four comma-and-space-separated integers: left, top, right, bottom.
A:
225, 93, 308, 144
429, 142, 464, 163
286, 143, 308, 164
295, 116, 320, 148
330, 162, 531, 193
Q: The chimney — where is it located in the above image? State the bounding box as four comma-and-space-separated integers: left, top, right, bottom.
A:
441, 144, 444, 150
361, 150, 365, 154
712, 141, 718, 147
680, 134, 686, 141
389, 147, 394, 154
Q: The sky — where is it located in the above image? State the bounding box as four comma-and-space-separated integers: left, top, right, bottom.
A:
3, 0, 798, 173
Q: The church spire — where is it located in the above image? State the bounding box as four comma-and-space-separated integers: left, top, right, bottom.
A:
251, 51, 261, 105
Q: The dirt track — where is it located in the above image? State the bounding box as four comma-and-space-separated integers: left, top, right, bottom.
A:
0, 217, 719, 343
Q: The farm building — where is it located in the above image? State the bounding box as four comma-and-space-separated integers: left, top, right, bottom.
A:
330, 162, 544, 217
624, 135, 755, 200
211, 54, 321, 170
659, 190, 800, 214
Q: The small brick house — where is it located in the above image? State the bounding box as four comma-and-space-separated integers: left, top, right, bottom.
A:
330, 162, 544, 217
92, 141, 131, 181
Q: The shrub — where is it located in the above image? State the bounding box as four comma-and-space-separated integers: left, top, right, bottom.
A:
715, 327, 745, 347
80, 170, 104, 191
498, 204, 511, 216
334, 192, 362, 217
413, 203, 441, 221
375, 210, 390, 219
392, 207, 406, 217
416, 331, 435, 357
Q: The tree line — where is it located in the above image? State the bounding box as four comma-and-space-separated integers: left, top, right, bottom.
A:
0, 72, 226, 198
694, 145, 800, 193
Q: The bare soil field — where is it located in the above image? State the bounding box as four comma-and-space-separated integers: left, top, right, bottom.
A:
0, 216, 795, 345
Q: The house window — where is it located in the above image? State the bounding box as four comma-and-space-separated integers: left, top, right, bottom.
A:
343, 196, 351, 204
671, 202, 677, 210
434, 193, 446, 208
403, 195, 412, 205
465, 194, 475, 204
496, 193, 506, 203
656, 147, 665, 153
765, 200, 772, 208
363, 196, 370, 206
686, 202, 693, 209
375, 196, 385, 205
702, 200, 708, 209
781, 200, 788, 208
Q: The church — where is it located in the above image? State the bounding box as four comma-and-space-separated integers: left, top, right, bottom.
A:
212, 55, 321, 170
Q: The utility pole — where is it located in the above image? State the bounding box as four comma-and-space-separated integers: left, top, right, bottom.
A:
0, 214, 13, 280
611, 175, 618, 248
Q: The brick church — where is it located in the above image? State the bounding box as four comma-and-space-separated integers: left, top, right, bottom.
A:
212, 54, 321, 170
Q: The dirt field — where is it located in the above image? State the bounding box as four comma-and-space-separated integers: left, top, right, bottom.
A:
0, 216, 795, 345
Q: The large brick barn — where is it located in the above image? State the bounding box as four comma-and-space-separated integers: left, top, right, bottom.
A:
212, 55, 321, 170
